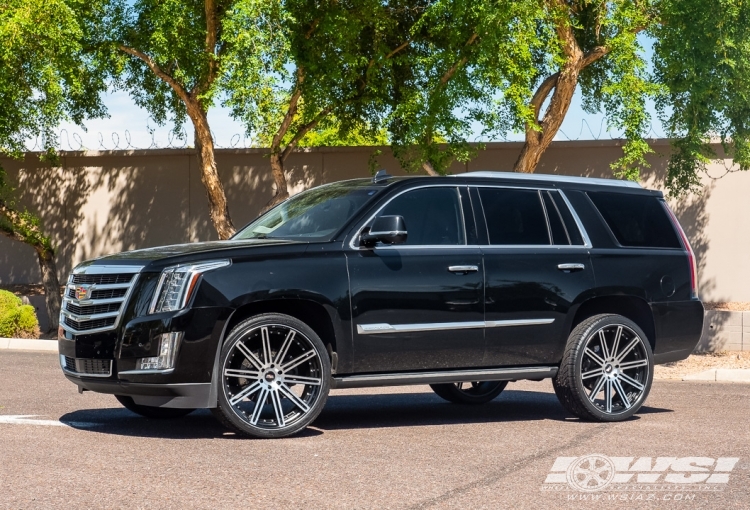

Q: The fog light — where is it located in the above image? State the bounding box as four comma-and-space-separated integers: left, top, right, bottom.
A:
137, 332, 183, 371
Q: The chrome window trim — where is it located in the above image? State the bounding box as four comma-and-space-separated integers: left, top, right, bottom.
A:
59, 354, 113, 378
356, 318, 554, 335
557, 190, 593, 248
347, 183, 592, 250
545, 190, 572, 244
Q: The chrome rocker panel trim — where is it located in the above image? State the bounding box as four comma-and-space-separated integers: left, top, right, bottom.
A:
356, 318, 555, 335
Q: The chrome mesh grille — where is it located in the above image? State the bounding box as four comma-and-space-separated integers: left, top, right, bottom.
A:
61, 266, 142, 335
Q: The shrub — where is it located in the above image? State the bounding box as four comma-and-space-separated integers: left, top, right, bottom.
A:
0, 290, 40, 338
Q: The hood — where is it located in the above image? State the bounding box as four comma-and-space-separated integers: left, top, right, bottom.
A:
77, 239, 303, 270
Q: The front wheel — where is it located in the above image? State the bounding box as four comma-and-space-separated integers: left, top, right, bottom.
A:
553, 314, 654, 422
430, 381, 508, 405
213, 313, 331, 439
115, 395, 195, 419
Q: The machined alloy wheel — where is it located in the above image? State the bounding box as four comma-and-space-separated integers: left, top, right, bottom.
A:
554, 314, 654, 422
430, 380, 508, 405
213, 313, 331, 438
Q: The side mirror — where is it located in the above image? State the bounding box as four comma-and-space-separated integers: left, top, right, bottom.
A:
361, 215, 407, 247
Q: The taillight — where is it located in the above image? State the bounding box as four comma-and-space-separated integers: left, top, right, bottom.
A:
663, 202, 698, 299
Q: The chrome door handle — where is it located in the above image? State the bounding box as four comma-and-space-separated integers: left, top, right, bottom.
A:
558, 263, 585, 272
448, 265, 479, 273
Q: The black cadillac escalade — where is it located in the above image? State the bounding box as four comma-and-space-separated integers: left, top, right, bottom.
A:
58, 171, 704, 438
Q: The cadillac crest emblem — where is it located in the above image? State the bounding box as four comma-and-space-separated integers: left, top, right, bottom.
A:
75, 286, 90, 301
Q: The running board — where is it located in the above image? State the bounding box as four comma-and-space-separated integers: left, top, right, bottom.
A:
331, 366, 558, 389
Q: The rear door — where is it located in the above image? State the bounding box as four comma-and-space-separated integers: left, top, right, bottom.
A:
347, 185, 485, 373
472, 186, 595, 366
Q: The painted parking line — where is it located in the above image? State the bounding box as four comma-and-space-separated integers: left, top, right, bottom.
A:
0, 415, 100, 428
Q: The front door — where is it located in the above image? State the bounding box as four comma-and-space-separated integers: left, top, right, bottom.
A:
472, 186, 595, 366
347, 186, 485, 373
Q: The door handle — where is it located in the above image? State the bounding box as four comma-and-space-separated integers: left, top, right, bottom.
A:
448, 265, 479, 273
557, 263, 585, 272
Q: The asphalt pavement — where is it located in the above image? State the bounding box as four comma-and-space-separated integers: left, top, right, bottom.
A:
1, 351, 749, 509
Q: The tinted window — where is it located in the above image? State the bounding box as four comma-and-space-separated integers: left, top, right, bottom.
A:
235, 180, 381, 240
478, 188, 550, 245
588, 192, 681, 248
378, 187, 465, 245
542, 191, 570, 245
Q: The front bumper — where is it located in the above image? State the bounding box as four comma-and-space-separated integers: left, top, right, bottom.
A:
59, 305, 231, 408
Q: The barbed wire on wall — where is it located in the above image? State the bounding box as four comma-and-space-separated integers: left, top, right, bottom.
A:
26, 118, 672, 153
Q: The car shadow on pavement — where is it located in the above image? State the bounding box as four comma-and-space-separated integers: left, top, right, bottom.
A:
58, 389, 673, 439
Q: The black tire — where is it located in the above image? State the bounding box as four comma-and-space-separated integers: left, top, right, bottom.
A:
430, 381, 508, 405
553, 314, 654, 422
213, 313, 331, 439
115, 395, 195, 419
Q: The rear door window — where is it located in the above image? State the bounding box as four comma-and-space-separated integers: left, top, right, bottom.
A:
477, 188, 550, 245
587, 191, 681, 248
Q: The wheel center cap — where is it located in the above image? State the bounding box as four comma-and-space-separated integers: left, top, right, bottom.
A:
604, 364, 614, 374
265, 371, 276, 382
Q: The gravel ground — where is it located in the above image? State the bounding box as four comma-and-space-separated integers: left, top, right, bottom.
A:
1, 351, 749, 509
654, 352, 750, 380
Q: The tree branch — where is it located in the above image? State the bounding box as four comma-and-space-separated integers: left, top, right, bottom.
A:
439, 33, 478, 85
581, 45, 610, 68
118, 45, 191, 104
280, 105, 334, 162
192, 0, 220, 97
271, 68, 305, 152
530, 73, 560, 122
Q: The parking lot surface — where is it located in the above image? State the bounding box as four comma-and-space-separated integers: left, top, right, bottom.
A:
1, 351, 749, 509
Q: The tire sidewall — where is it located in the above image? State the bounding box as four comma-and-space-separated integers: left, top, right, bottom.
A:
571, 315, 654, 421
216, 313, 331, 438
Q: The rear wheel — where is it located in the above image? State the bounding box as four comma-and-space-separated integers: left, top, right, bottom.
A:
553, 314, 653, 422
213, 313, 331, 439
430, 381, 508, 405
115, 395, 195, 419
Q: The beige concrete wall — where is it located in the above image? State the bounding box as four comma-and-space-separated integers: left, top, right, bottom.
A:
0, 140, 745, 304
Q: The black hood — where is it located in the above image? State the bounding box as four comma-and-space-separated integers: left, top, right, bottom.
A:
77, 239, 304, 270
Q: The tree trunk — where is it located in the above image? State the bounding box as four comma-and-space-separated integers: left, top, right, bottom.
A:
190, 107, 236, 240
267, 152, 290, 210
513, 61, 581, 173
35, 246, 61, 332
423, 161, 439, 176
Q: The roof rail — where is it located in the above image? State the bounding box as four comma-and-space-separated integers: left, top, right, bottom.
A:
456, 171, 642, 189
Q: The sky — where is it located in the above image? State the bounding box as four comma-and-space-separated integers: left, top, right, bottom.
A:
44, 35, 665, 152
45, 89, 666, 152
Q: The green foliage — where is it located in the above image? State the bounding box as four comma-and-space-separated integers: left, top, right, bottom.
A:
0, 290, 40, 339
653, 0, 750, 194
0, 167, 54, 252
0, 0, 107, 155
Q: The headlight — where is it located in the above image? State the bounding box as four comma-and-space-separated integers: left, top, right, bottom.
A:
149, 260, 230, 314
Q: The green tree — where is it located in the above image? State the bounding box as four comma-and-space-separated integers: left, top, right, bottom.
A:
80, 0, 294, 239
0, 0, 107, 331
226, 0, 426, 209
390, 0, 750, 194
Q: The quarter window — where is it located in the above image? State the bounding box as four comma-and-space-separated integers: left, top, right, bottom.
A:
587, 191, 681, 248
377, 187, 465, 245
478, 188, 550, 245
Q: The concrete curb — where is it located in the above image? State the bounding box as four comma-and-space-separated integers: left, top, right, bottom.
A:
0, 338, 58, 352
683, 368, 750, 383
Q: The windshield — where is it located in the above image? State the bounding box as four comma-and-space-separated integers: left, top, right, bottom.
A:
234, 180, 382, 240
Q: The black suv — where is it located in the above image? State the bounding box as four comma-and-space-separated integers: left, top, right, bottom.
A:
59, 171, 704, 438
